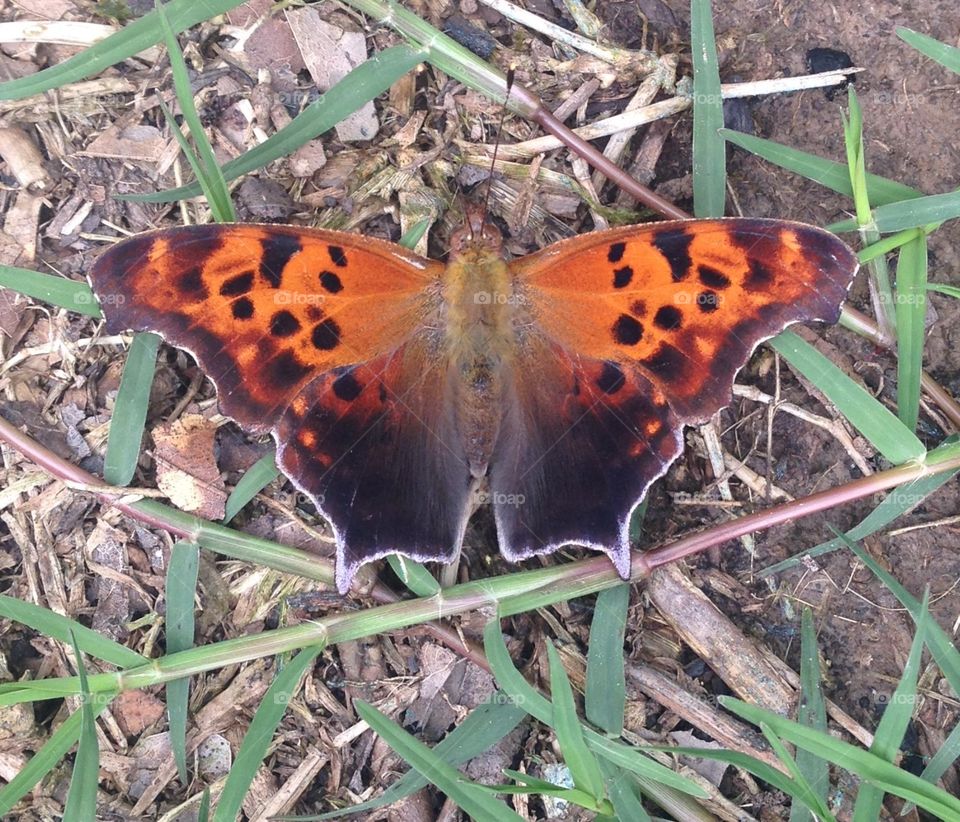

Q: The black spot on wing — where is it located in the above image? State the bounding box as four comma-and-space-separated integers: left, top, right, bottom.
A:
270, 310, 301, 337
652, 227, 694, 282
178, 267, 207, 297
642, 342, 687, 382
613, 266, 634, 289
653, 305, 683, 331
328, 246, 348, 267
612, 314, 644, 346
260, 234, 302, 288
698, 291, 720, 313
745, 258, 774, 290
596, 361, 625, 394
320, 271, 343, 293
698, 265, 731, 289
332, 368, 363, 401
268, 349, 311, 390
220, 271, 255, 297
312, 318, 341, 350
608, 242, 626, 263
232, 297, 254, 320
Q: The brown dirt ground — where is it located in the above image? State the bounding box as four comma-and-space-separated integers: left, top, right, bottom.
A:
0, 0, 958, 819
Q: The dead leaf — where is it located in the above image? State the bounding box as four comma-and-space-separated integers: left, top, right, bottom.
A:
153, 414, 227, 519
114, 689, 166, 737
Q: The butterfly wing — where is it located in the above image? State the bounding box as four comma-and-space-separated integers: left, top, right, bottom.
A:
276, 343, 474, 593
90, 224, 444, 432
91, 224, 475, 592
494, 218, 858, 571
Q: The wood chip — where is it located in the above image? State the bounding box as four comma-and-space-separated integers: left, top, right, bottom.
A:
78, 123, 166, 161
285, 7, 379, 142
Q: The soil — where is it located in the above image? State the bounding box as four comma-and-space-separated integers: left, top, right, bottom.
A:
0, 0, 958, 819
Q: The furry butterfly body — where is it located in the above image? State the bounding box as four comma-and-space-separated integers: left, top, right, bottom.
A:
90, 215, 858, 592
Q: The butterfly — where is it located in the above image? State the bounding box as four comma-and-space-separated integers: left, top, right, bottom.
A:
89, 210, 858, 592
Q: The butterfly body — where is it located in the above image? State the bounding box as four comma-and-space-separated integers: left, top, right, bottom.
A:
90, 217, 858, 592
443, 218, 515, 478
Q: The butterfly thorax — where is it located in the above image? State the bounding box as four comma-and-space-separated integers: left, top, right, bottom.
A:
444, 223, 517, 478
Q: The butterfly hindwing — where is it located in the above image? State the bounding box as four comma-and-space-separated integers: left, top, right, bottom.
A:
491, 340, 683, 577
275, 342, 475, 593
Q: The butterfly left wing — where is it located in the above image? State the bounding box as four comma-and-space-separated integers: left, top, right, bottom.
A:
493, 219, 858, 573
90, 224, 478, 592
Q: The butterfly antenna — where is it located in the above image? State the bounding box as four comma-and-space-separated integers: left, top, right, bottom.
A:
477, 68, 515, 238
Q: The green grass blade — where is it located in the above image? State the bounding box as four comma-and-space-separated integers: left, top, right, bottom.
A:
759, 456, 959, 576
690, 0, 725, 217
156, 3, 235, 222
857, 228, 923, 264
386, 555, 441, 596
841, 87, 895, 333
852, 592, 929, 822
928, 283, 960, 298
723, 699, 960, 819
0, 595, 145, 667
546, 643, 606, 801
0, 0, 245, 101
897, 27, 960, 74
769, 330, 925, 463
585, 584, 628, 735
791, 609, 828, 822
103, 331, 160, 486
213, 645, 325, 822
721, 130, 921, 206
650, 744, 833, 817
0, 266, 102, 318
127, 44, 425, 202
601, 758, 651, 822
869, 190, 960, 232
893, 233, 928, 431
917, 718, 960, 796
354, 700, 526, 822
166, 542, 200, 786
223, 452, 280, 523
0, 692, 114, 815
482, 620, 705, 796
63, 633, 100, 822
842, 86, 872, 225
315, 696, 526, 818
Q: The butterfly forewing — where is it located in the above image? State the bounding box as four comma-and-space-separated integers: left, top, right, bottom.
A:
89, 224, 442, 433
512, 218, 857, 420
